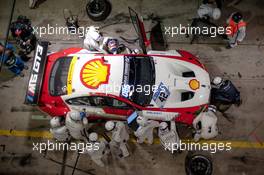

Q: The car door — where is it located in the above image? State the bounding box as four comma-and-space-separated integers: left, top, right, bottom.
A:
65, 96, 98, 116
89, 96, 135, 120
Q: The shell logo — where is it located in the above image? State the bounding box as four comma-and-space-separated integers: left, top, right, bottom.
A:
80, 59, 110, 89
189, 79, 200, 90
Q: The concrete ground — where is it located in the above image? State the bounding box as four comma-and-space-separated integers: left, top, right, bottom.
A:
0, 0, 264, 174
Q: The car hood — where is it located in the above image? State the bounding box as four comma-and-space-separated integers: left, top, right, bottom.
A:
149, 55, 211, 108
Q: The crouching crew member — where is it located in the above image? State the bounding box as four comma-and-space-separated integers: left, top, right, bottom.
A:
84, 26, 128, 54
105, 121, 130, 158
50, 116, 70, 141
86, 132, 110, 167
83, 26, 107, 53
0, 43, 27, 77
211, 76, 241, 106
193, 105, 219, 141
158, 116, 181, 152
65, 110, 88, 140
134, 116, 159, 145
197, 3, 221, 21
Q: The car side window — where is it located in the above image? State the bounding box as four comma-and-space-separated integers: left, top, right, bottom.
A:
112, 98, 130, 108
89, 96, 109, 107
89, 96, 132, 109
66, 96, 92, 106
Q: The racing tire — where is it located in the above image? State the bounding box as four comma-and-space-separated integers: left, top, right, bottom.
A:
86, 0, 112, 21
185, 153, 213, 175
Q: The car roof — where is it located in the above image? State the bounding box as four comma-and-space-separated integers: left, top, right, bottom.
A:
67, 51, 125, 97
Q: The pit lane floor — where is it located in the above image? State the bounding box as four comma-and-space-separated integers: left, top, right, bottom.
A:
1, 0, 264, 174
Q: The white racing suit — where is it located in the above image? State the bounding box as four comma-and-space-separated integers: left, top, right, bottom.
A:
86, 140, 109, 167
50, 126, 70, 142
134, 120, 159, 144
158, 121, 180, 152
65, 113, 88, 140
110, 121, 130, 158
193, 111, 218, 141
83, 32, 114, 54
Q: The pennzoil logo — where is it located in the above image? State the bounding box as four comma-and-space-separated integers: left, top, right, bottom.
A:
80, 59, 110, 89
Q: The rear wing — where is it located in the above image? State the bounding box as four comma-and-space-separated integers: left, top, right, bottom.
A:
25, 41, 49, 105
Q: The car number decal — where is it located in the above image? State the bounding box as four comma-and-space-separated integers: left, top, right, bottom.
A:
121, 56, 131, 98
152, 82, 170, 108
121, 84, 130, 98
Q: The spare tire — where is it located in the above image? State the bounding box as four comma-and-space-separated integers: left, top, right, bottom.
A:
86, 0, 111, 21
185, 154, 213, 175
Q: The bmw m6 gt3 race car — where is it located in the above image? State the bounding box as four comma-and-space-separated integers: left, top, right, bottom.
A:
25, 8, 211, 125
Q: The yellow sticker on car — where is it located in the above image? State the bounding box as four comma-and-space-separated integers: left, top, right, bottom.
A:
67, 56, 78, 94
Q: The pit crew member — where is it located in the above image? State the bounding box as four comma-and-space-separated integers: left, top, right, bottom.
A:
105, 121, 130, 158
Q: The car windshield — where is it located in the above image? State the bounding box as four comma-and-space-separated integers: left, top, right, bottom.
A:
49, 56, 73, 96
121, 56, 155, 106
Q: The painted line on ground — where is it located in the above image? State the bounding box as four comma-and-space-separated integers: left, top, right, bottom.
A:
0, 129, 52, 139
0, 129, 263, 149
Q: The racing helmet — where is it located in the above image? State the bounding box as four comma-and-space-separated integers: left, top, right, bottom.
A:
208, 105, 217, 113
87, 26, 101, 41
68, 111, 81, 121
107, 39, 119, 54
89, 132, 98, 142
212, 8, 221, 20
105, 121, 115, 131
50, 117, 61, 128
136, 116, 148, 126
232, 12, 243, 23
212, 76, 223, 86
159, 122, 168, 130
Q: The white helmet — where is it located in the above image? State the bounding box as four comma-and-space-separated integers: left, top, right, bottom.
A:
50, 117, 61, 128
212, 8, 221, 20
208, 105, 217, 113
212, 76, 223, 86
87, 26, 101, 41
105, 121, 115, 131
159, 122, 168, 130
89, 132, 98, 142
136, 116, 147, 126
68, 111, 81, 121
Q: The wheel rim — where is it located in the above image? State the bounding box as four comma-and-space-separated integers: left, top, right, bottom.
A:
188, 155, 212, 175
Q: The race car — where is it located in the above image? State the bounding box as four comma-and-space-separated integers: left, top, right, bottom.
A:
25, 8, 211, 125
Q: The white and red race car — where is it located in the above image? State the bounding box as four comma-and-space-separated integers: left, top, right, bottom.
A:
25, 9, 211, 125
